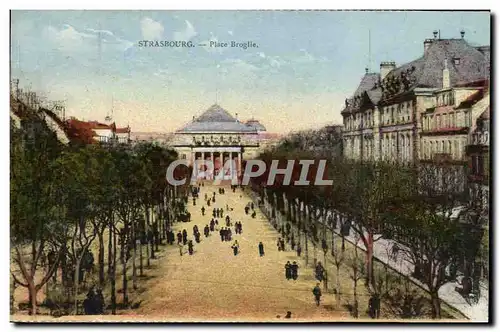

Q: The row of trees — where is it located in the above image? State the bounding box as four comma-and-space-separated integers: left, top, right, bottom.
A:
251, 131, 488, 319
10, 108, 191, 316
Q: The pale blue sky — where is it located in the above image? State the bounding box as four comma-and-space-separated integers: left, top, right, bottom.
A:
10, 10, 490, 133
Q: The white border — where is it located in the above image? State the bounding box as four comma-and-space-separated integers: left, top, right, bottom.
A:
3, 1, 497, 332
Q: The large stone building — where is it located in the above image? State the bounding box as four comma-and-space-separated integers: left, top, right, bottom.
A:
341, 32, 490, 171
171, 104, 266, 180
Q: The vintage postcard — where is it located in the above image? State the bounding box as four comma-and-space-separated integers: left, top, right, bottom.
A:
10, 10, 490, 323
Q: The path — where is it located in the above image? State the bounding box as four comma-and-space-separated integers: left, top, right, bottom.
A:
126, 184, 347, 322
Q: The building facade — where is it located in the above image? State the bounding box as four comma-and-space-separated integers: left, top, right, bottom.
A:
341, 32, 490, 169
171, 104, 266, 180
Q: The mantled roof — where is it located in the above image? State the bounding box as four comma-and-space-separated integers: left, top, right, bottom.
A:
380, 39, 490, 101
341, 72, 382, 115
176, 104, 257, 133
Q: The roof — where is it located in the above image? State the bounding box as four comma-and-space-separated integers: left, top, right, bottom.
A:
245, 119, 267, 131
176, 104, 257, 133
116, 127, 131, 134
341, 72, 381, 115
380, 39, 490, 101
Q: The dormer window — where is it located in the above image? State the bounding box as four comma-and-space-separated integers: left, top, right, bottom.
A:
453, 57, 461, 66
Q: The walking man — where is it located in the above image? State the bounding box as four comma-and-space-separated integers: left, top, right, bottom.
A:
231, 240, 240, 256
285, 261, 292, 280
291, 261, 299, 280
258, 242, 265, 257
201, 206, 205, 216
312, 283, 322, 306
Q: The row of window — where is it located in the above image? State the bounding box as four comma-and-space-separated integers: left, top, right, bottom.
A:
422, 110, 470, 131
344, 101, 414, 130
436, 91, 455, 107
421, 138, 466, 160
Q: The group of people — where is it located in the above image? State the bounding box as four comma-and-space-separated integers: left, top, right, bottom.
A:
284, 261, 299, 280
213, 207, 224, 218
83, 286, 105, 315
219, 227, 233, 242
234, 221, 243, 234
315, 262, 326, 282
244, 202, 257, 218
277, 237, 286, 251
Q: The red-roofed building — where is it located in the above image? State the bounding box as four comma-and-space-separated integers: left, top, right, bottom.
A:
65, 118, 131, 145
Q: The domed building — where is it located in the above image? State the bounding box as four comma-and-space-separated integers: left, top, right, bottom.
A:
171, 104, 266, 180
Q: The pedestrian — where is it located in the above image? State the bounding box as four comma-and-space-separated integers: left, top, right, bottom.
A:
291, 261, 299, 280
277, 238, 282, 251
193, 225, 198, 236
280, 238, 285, 251
182, 229, 188, 245
297, 243, 302, 257
205, 193, 208, 201
232, 240, 240, 256
291, 237, 296, 250
285, 261, 292, 280
245, 206, 249, 215
220, 228, 224, 242
251, 202, 254, 210
227, 228, 232, 241
312, 283, 322, 306
193, 197, 196, 206
204, 225, 210, 237
207, 199, 211, 207
213, 209, 216, 218
188, 240, 194, 255
178, 242, 184, 256
258, 242, 265, 257
177, 231, 182, 244
220, 208, 224, 217
315, 262, 324, 282
251, 211, 256, 218
210, 219, 215, 232
194, 231, 201, 243
201, 206, 205, 216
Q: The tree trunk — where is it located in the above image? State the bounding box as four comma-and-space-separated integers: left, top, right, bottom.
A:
73, 259, 81, 314
111, 225, 117, 314
122, 249, 128, 305
430, 290, 441, 319
139, 231, 144, 276
108, 215, 113, 277
366, 232, 374, 289
28, 281, 37, 316
353, 279, 358, 318
131, 219, 137, 290
336, 266, 341, 309
98, 231, 105, 286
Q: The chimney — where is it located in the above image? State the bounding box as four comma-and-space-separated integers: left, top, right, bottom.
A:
442, 59, 450, 89
460, 29, 465, 39
424, 39, 434, 54
380, 61, 396, 80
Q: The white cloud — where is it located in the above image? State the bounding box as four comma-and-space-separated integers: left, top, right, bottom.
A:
258, 52, 266, 58
173, 20, 197, 41
44, 24, 133, 55
141, 17, 164, 40
228, 30, 234, 36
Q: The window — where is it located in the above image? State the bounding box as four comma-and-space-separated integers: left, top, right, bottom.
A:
447, 141, 452, 154
454, 141, 459, 159
452, 112, 457, 127
453, 57, 461, 66
437, 115, 441, 128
